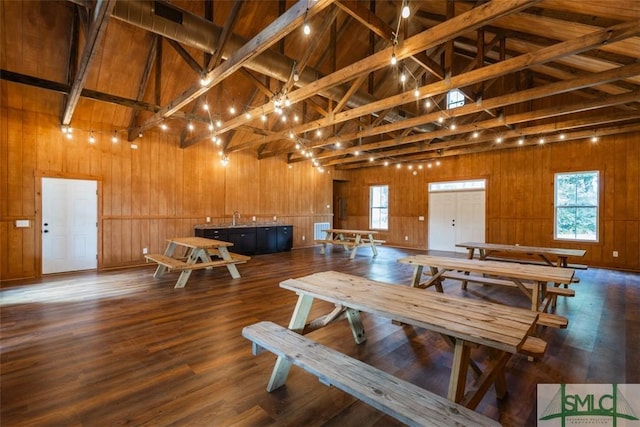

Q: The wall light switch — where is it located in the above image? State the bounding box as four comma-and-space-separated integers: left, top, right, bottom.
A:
418, 216, 424, 221
16, 220, 30, 228
613, 251, 619, 257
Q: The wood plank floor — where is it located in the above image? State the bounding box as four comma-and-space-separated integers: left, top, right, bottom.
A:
1, 246, 638, 426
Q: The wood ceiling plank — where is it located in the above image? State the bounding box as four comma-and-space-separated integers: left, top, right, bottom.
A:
61, 0, 116, 126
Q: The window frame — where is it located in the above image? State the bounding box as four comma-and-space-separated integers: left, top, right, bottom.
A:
554, 170, 600, 242
369, 185, 389, 230
446, 89, 465, 109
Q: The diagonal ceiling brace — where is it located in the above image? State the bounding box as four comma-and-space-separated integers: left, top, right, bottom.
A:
61, 0, 116, 126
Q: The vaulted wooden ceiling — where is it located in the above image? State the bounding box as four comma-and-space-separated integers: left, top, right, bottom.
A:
1, 0, 639, 170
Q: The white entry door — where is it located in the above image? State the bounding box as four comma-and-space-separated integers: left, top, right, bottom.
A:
42, 178, 98, 274
429, 190, 485, 253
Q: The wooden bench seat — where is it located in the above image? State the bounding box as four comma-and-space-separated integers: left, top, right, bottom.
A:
431, 271, 575, 297
537, 312, 569, 329
314, 239, 357, 247
207, 248, 251, 262
144, 253, 244, 271
483, 256, 588, 270
242, 321, 500, 427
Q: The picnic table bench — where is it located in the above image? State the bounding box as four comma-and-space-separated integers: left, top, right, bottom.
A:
245, 270, 547, 421
243, 321, 501, 427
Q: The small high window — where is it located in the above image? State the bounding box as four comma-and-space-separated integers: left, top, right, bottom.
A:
554, 171, 599, 241
370, 185, 389, 230
446, 89, 465, 109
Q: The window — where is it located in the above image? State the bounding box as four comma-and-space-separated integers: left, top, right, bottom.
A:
370, 185, 389, 230
446, 89, 465, 109
555, 171, 599, 241
429, 179, 485, 193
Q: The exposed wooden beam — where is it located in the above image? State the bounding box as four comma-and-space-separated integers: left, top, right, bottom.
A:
209, 0, 244, 70
335, 122, 640, 169
335, 1, 394, 40
284, 19, 640, 150
284, 6, 339, 94
166, 39, 204, 76
0, 69, 211, 125
224, 0, 542, 151
317, 90, 640, 163
61, 0, 115, 126
132, 0, 335, 139
332, 74, 367, 114
128, 35, 159, 138
308, 62, 640, 154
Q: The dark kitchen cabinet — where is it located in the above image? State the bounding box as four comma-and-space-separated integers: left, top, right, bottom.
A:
228, 227, 257, 256
277, 226, 293, 251
256, 226, 278, 254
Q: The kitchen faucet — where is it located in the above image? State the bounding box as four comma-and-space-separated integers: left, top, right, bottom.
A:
232, 211, 240, 226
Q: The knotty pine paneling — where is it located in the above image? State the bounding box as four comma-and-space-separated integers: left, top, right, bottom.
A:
345, 134, 640, 271
0, 105, 334, 280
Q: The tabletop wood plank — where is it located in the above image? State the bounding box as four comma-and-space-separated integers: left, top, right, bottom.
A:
456, 242, 586, 258
323, 229, 379, 235
398, 255, 575, 284
167, 236, 234, 249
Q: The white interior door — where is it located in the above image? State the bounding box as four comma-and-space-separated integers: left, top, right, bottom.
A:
42, 178, 98, 274
429, 190, 485, 253
456, 190, 486, 248
428, 192, 457, 251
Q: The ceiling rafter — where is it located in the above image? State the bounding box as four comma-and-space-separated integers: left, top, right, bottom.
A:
128, 34, 159, 135
61, 0, 116, 126
314, 90, 640, 163
329, 113, 640, 169
305, 62, 640, 156
229, 18, 638, 156
224, 0, 541, 152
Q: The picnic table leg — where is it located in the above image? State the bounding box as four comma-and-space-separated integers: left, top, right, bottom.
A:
349, 234, 361, 260
173, 247, 204, 288
217, 246, 241, 279
410, 265, 424, 287
154, 241, 177, 278
448, 339, 471, 403
267, 294, 315, 392
345, 308, 366, 344
466, 248, 474, 260
367, 233, 379, 257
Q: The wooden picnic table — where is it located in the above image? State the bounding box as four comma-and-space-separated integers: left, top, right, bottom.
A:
145, 237, 247, 288
265, 270, 546, 409
397, 255, 575, 313
456, 241, 586, 269
315, 228, 384, 259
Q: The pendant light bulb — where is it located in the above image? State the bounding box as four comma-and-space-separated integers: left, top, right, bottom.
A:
391, 52, 397, 65
402, 4, 410, 19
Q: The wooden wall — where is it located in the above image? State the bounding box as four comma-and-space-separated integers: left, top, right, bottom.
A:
0, 106, 333, 281
344, 133, 640, 271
